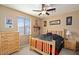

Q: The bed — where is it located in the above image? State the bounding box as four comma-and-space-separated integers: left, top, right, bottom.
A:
29, 29, 65, 55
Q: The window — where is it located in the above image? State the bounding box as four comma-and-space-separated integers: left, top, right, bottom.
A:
17, 16, 30, 35
25, 17, 30, 35
17, 17, 24, 35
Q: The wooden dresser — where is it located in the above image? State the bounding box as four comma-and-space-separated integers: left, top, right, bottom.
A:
64, 39, 76, 51
0, 32, 19, 55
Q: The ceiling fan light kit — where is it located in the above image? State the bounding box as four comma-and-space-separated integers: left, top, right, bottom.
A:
42, 11, 46, 14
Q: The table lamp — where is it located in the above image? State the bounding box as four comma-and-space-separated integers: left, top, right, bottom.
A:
66, 30, 72, 40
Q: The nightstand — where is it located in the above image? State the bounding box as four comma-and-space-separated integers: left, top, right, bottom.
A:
64, 39, 76, 51
76, 41, 79, 54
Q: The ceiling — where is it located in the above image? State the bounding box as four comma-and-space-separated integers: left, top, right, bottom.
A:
2, 4, 79, 18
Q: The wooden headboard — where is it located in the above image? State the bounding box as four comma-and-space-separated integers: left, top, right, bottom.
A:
47, 29, 65, 38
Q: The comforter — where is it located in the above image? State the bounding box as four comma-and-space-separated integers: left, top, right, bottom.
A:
37, 33, 64, 55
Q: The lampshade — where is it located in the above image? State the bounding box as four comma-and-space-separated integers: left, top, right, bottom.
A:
66, 30, 72, 36
42, 11, 46, 14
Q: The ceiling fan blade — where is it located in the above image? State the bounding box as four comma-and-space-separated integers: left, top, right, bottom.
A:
33, 10, 42, 12
46, 12, 49, 15
38, 13, 42, 16
47, 8, 56, 11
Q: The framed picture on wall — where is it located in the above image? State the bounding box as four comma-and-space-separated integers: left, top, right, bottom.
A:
49, 20, 61, 25
44, 21, 47, 27
66, 16, 72, 25
5, 16, 13, 28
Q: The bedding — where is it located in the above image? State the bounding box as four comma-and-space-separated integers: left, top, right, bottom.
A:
36, 32, 64, 55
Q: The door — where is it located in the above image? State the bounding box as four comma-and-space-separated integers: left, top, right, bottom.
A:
17, 16, 25, 48
25, 17, 31, 44
17, 16, 31, 48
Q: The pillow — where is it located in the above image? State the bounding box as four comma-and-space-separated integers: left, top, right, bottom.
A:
47, 32, 52, 36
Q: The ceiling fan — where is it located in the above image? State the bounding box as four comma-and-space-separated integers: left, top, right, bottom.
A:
33, 4, 56, 16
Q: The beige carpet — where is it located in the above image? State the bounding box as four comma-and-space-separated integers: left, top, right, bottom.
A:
12, 45, 76, 55
59, 48, 76, 55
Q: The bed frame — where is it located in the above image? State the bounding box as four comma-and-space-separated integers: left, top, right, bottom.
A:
29, 29, 65, 55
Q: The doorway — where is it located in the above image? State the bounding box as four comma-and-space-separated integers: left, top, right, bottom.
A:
17, 16, 31, 48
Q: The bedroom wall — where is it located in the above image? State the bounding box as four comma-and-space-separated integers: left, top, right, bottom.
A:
0, 5, 41, 47
41, 10, 79, 40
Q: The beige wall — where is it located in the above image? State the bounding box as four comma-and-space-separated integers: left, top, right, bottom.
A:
41, 10, 79, 40
0, 5, 41, 34
0, 5, 41, 47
